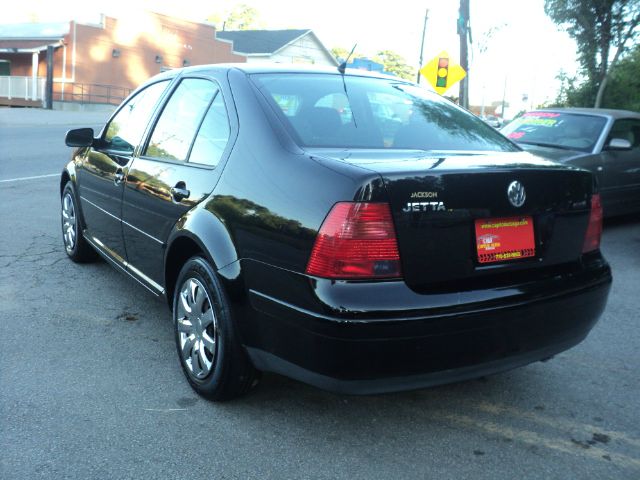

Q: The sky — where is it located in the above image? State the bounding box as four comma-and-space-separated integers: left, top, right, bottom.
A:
5, 0, 579, 115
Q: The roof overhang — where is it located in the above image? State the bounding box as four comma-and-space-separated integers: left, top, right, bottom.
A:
0, 41, 63, 54
0, 37, 63, 41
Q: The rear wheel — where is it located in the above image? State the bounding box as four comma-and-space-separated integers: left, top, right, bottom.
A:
61, 181, 97, 263
173, 256, 259, 400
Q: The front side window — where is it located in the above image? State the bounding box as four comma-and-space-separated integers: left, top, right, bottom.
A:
607, 119, 640, 149
251, 73, 517, 152
145, 78, 217, 161
103, 81, 169, 152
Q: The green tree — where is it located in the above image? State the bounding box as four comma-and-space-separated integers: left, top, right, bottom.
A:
604, 43, 640, 111
550, 70, 596, 107
552, 43, 640, 110
374, 50, 415, 81
544, 0, 640, 107
208, 4, 263, 31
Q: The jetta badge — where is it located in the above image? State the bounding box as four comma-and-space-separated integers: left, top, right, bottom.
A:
507, 181, 526, 208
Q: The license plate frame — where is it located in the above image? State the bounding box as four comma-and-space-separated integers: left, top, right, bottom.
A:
475, 216, 535, 264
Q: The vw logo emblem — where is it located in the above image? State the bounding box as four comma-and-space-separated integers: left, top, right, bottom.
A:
507, 181, 526, 207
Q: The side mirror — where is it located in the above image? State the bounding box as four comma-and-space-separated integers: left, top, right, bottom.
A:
606, 138, 632, 150
65, 128, 95, 147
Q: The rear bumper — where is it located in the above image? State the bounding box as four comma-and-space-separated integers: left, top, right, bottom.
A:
240, 256, 612, 395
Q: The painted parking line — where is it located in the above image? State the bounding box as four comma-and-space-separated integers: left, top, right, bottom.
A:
0, 173, 59, 183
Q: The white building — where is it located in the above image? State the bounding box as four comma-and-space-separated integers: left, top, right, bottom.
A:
216, 29, 337, 66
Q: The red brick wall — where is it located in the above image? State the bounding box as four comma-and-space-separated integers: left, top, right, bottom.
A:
0, 55, 30, 76
1, 13, 246, 102
68, 14, 245, 91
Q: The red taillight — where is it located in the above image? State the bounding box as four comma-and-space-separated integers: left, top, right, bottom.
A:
306, 202, 402, 279
582, 193, 603, 253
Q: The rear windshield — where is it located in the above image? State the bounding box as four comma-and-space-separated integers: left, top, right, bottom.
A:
501, 112, 607, 152
251, 73, 518, 152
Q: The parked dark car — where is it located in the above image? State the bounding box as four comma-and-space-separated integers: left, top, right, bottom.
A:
61, 65, 611, 400
501, 108, 640, 217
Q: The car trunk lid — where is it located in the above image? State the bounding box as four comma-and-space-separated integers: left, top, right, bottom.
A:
309, 149, 594, 290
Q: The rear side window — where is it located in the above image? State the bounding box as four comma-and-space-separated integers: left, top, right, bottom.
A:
103, 81, 169, 152
145, 78, 217, 161
188, 93, 231, 167
251, 73, 517, 152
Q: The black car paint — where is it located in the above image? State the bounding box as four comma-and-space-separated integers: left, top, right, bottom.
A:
309, 149, 594, 288
244, 254, 609, 393
62, 65, 612, 394
122, 75, 240, 289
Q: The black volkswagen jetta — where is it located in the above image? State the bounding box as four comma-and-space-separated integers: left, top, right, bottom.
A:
61, 64, 612, 400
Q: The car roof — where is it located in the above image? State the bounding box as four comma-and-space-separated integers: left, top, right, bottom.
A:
535, 107, 640, 119
153, 62, 405, 82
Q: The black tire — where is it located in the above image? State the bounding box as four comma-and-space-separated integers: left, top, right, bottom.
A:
173, 256, 259, 401
61, 181, 98, 263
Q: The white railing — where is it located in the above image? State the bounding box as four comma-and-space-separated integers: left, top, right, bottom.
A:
0, 76, 46, 104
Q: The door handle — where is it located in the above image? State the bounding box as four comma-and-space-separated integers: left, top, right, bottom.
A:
170, 183, 190, 202
114, 169, 125, 185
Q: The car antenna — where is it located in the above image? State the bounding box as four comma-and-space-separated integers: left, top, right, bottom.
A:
338, 43, 358, 128
338, 43, 358, 74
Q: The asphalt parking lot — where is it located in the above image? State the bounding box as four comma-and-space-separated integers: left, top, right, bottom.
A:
1, 108, 639, 479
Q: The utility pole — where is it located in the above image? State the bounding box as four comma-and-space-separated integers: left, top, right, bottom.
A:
458, 0, 470, 108
45, 45, 54, 110
416, 9, 429, 84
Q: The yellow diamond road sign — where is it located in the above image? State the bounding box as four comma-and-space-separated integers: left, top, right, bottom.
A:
420, 50, 466, 95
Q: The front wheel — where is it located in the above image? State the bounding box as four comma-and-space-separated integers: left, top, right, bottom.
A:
61, 181, 97, 263
173, 257, 259, 401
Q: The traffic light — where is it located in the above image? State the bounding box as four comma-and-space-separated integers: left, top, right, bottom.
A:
436, 57, 449, 88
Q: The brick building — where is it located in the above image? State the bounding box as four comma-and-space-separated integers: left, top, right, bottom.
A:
0, 12, 245, 107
